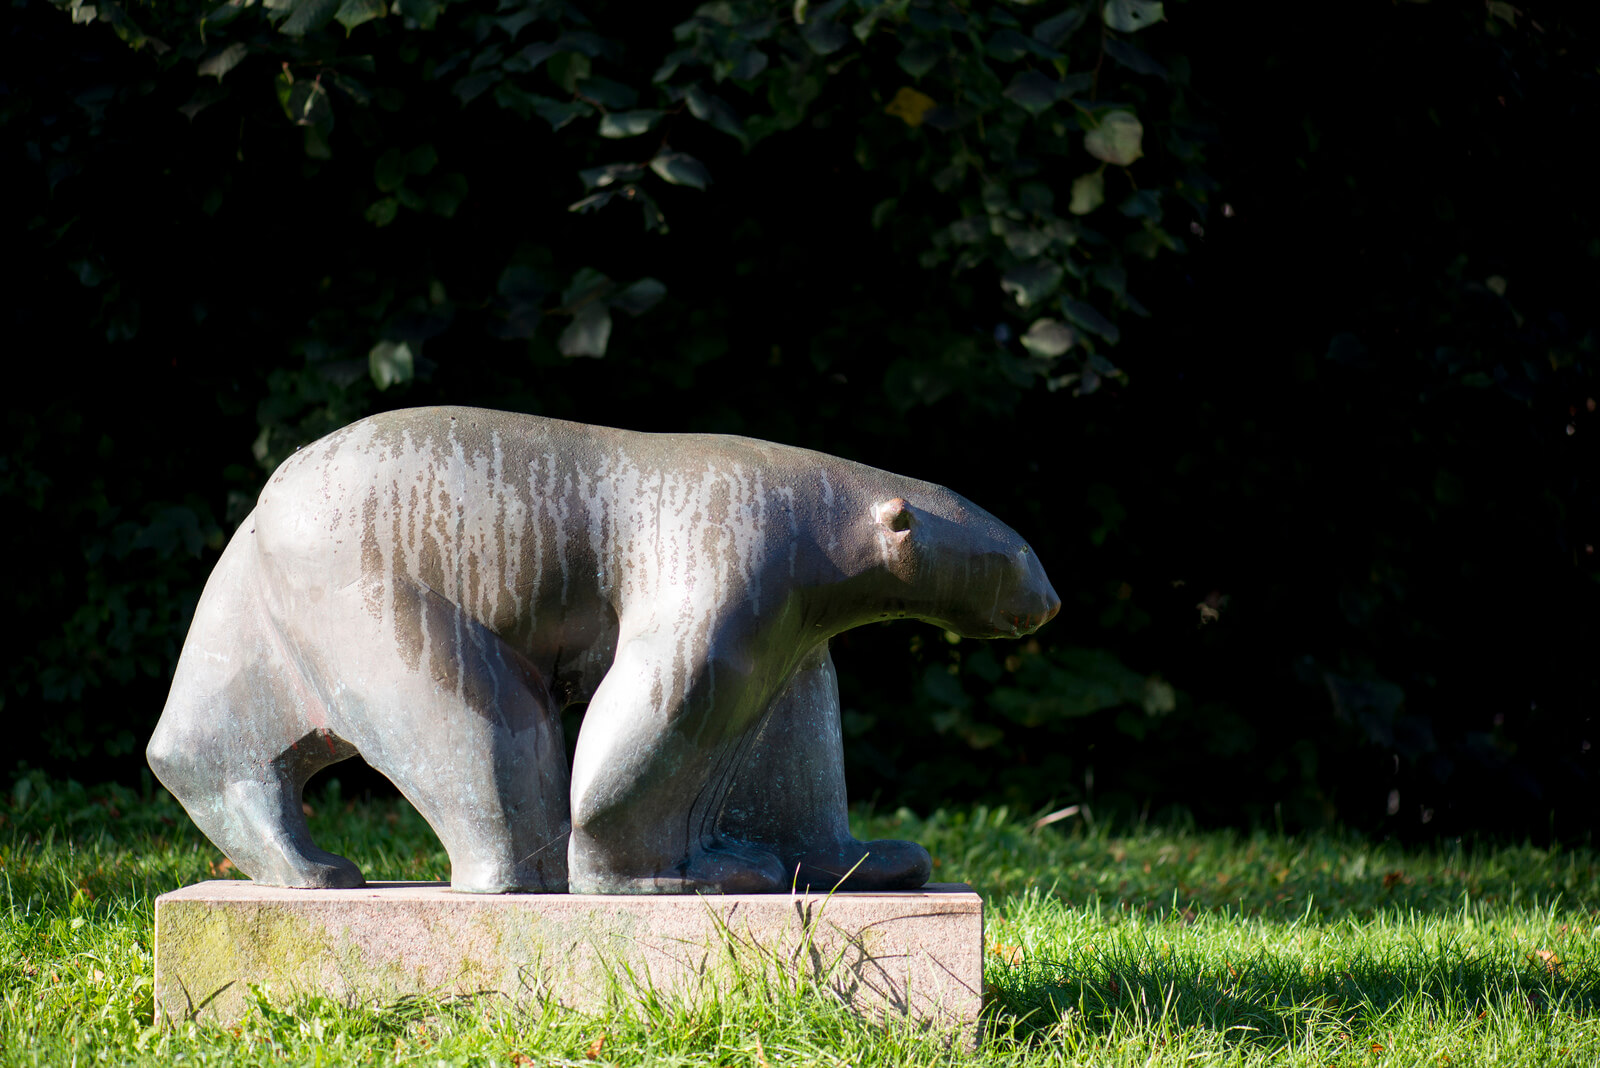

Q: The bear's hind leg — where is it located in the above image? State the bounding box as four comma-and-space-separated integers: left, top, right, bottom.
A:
149, 728, 364, 888
719, 644, 931, 893
214, 736, 366, 889
149, 526, 366, 888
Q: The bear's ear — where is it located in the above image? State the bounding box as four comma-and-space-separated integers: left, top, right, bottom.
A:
873, 497, 915, 533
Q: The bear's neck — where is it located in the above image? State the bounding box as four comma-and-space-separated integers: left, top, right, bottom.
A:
778, 460, 931, 637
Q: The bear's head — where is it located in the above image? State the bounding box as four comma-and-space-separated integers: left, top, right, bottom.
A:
869, 492, 1059, 639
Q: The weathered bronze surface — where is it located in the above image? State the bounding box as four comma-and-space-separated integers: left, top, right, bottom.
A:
149, 407, 1059, 894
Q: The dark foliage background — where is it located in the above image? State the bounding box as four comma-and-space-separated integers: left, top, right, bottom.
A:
4, 0, 1595, 841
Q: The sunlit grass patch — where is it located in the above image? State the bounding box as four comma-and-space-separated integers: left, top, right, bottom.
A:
3, 775, 1597, 1066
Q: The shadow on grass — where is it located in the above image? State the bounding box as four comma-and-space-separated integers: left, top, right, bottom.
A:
989, 950, 1600, 1048
903, 806, 1600, 923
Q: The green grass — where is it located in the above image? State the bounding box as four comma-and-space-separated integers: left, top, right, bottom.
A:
2, 771, 1597, 1066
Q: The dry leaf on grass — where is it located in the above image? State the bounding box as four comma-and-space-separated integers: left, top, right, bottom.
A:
1529, 949, 1562, 975
991, 943, 1023, 965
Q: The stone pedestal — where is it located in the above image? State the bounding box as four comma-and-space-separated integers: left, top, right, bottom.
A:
153, 881, 983, 1028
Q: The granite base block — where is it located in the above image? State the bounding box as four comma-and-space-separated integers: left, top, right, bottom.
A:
153, 881, 983, 1028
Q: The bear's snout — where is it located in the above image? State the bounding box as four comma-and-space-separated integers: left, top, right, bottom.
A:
1039, 575, 1060, 621
1037, 595, 1061, 628
1009, 596, 1059, 637
1014, 557, 1060, 636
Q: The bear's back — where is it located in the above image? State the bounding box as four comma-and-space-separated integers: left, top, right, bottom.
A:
248, 405, 1022, 645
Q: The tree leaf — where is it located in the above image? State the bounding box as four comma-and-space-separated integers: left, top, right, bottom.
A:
1487, 0, 1517, 25
652, 47, 693, 83
567, 191, 615, 214
1021, 318, 1075, 358
293, 80, 333, 129
1003, 223, 1051, 258
1069, 171, 1105, 215
427, 172, 466, 217
368, 340, 414, 389
373, 148, 405, 192
986, 29, 1034, 62
1104, 38, 1167, 79
728, 48, 768, 81
330, 72, 370, 105
197, 43, 247, 80
575, 76, 636, 110
280, 0, 340, 36
599, 110, 663, 138
556, 31, 615, 59
578, 162, 645, 190
897, 40, 944, 78
1102, 0, 1164, 33
179, 84, 227, 121
610, 277, 666, 317
473, 44, 506, 74
560, 267, 611, 308
1119, 189, 1161, 221
1060, 297, 1120, 343
1016, 183, 1053, 214
635, 188, 667, 232
202, 0, 253, 33
504, 41, 560, 73
493, 265, 545, 338
364, 197, 399, 227
491, 82, 543, 119
405, 143, 437, 175
1125, 224, 1177, 259
334, 0, 386, 32
1003, 71, 1064, 116
1084, 111, 1144, 166
303, 125, 332, 159
533, 98, 592, 131
851, 4, 888, 42
1033, 7, 1088, 47
546, 52, 590, 92
559, 303, 612, 358
801, 18, 850, 55
494, 7, 538, 39
396, 0, 439, 29
884, 86, 936, 127
453, 70, 501, 105
1092, 264, 1128, 296
1059, 73, 1094, 97
1001, 260, 1063, 308
498, 264, 544, 301
685, 85, 746, 142
528, 97, 592, 130
650, 151, 711, 190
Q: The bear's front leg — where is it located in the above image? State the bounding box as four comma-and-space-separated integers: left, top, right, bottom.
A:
720, 644, 932, 893
568, 630, 787, 894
